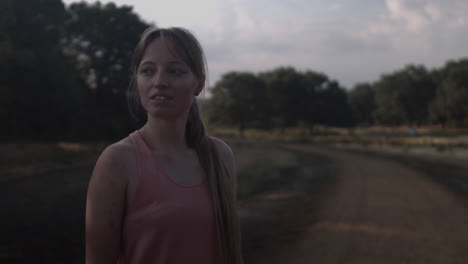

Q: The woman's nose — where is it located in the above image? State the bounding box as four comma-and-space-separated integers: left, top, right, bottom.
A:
154, 71, 169, 88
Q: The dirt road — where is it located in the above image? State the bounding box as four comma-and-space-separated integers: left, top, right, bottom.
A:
251, 146, 468, 264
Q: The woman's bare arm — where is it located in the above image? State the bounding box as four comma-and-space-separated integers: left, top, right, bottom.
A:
86, 143, 134, 264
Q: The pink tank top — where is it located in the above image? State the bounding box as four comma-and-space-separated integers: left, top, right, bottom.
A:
120, 130, 217, 264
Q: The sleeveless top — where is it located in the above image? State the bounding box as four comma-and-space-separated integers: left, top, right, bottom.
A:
119, 130, 217, 264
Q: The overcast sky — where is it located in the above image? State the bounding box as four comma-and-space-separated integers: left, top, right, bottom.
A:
63, 0, 468, 88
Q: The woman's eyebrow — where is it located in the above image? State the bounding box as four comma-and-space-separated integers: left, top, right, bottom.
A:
167, 60, 186, 66
140, 60, 155, 66
139, 60, 185, 66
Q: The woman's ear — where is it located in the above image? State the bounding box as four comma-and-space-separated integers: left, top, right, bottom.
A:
194, 76, 205, 96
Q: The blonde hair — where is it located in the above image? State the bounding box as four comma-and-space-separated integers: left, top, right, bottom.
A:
128, 27, 242, 264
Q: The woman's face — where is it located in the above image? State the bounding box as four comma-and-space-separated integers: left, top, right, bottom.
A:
136, 38, 202, 120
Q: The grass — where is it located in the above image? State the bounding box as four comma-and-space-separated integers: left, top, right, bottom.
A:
208, 125, 468, 148
0, 141, 106, 183
227, 140, 335, 259
230, 140, 333, 199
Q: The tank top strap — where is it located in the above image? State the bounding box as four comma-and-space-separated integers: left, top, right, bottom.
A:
129, 130, 153, 158
127, 130, 163, 212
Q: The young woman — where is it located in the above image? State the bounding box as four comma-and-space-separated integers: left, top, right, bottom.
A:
85, 27, 243, 264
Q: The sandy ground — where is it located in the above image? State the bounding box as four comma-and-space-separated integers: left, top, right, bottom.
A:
250, 146, 468, 264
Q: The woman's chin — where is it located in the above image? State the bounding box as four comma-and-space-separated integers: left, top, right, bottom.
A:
147, 110, 184, 121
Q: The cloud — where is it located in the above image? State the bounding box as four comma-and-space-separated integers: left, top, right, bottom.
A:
329, 3, 342, 10
63, 0, 468, 88
353, 0, 468, 68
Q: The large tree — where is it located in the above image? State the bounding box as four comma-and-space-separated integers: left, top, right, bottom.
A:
204, 72, 266, 135
314, 79, 353, 127
63, 1, 150, 137
373, 65, 436, 126
429, 59, 468, 127
0, 0, 84, 140
348, 83, 376, 125
258, 67, 304, 130
299, 71, 329, 130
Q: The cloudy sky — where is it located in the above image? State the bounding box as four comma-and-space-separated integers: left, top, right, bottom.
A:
63, 0, 468, 88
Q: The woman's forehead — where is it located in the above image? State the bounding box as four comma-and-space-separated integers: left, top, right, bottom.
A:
141, 38, 186, 64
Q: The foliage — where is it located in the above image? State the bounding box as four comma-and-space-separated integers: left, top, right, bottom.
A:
373, 65, 436, 126
0, 1, 150, 140
63, 1, 150, 138
0, 0, 85, 140
429, 59, 468, 127
205, 67, 353, 133
258, 67, 304, 129
204, 71, 266, 135
348, 83, 376, 125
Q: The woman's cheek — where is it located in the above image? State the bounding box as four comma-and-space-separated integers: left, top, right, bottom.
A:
137, 82, 150, 110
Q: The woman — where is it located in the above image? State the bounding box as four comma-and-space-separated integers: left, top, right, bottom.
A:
85, 27, 242, 264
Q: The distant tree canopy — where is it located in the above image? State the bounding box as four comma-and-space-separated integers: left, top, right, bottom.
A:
348, 83, 375, 125
204, 72, 266, 136
205, 59, 468, 132
429, 59, 468, 127
1, 1, 468, 141
373, 65, 436, 126
204, 67, 352, 134
370, 61, 467, 127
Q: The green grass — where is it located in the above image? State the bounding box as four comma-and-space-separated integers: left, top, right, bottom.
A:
0, 142, 106, 183
228, 140, 333, 200
226, 140, 335, 259
209, 125, 468, 148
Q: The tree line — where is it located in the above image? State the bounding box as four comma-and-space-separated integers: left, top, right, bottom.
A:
205, 59, 468, 135
1, 1, 467, 141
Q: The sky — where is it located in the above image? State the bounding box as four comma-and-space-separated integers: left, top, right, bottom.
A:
63, 0, 468, 88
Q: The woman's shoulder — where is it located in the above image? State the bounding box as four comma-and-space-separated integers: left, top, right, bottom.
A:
209, 136, 233, 157
92, 137, 136, 183
209, 136, 235, 173
100, 137, 134, 164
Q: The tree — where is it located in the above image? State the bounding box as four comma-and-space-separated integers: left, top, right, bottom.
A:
204, 72, 266, 136
429, 59, 468, 127
348, 83, 376, 125
374, 65, 436, 126
63, 2, 150, 138
0, 0, 84, 140
258, 67, 304, 131
299, 71, 327, 130
314, 79, 353, 127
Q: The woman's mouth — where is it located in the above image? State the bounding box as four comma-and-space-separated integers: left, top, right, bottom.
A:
151, 95, 172, 101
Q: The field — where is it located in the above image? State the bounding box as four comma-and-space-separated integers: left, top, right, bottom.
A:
209, 126, 468, 148
2, 126, 468, 263
0, 139, 333, 263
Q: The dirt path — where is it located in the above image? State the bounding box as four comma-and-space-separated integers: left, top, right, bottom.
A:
251, 146, 468, 264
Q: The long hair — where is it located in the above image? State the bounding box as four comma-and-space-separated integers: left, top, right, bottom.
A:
128, 27, 242, 264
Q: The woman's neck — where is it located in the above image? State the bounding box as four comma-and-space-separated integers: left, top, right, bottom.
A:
139, 115, 188, 153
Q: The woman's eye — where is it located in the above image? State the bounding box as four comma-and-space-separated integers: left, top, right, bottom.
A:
170, 68, 186, 76
140, 68, 154, 75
